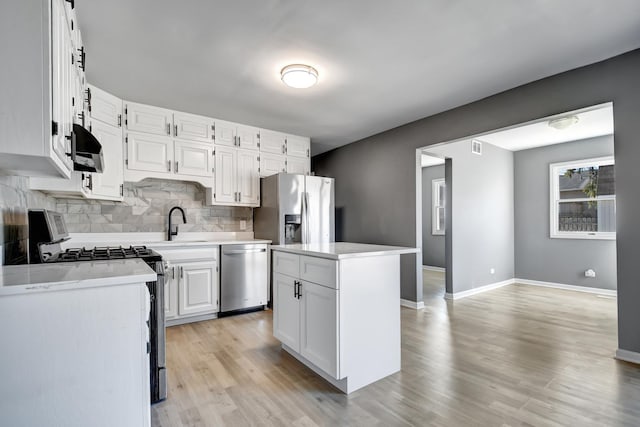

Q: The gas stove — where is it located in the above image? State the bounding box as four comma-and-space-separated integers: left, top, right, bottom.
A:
45, 245, 159, 263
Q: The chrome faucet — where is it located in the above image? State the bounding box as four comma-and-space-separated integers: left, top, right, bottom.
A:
168, 206, 186, 241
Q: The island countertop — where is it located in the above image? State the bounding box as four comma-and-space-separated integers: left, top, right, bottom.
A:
0, 259, 157, 296
271, 242, 418, 260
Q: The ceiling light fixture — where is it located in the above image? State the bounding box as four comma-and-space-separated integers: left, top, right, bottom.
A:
280, 64, 318, 89
548, 115, 579, 130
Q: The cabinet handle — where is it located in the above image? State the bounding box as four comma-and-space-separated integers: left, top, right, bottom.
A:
175, 161, 179, 173
282, 145, 285, 154
117, 114, 122, 127
167, 160, 172, 172
172, 266, 176, 280
294, 280, 298, 298
120, 184, 124, 196
166, 123, 171, 135
86, 174, 93, 191
238, 136, 241, 146
306, 148, 309, 158
174, 124, 178, 137
180, 267, 184, 279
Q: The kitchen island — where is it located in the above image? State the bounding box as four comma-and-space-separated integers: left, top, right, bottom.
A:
271, 242, 418, 393
0, 259, 156, 427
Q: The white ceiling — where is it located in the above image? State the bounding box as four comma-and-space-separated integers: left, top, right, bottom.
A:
76, 1, 640, 156
478, 104, 614, 151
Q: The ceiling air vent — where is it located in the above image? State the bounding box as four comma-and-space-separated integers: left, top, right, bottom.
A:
471, 139, 483, 155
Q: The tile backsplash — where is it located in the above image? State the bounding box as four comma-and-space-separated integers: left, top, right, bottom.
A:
0, 176, 252, 263
55, 179, 252, 233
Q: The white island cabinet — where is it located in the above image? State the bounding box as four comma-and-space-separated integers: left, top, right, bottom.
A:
271, 242, 418, 394
0, 259, 156, 427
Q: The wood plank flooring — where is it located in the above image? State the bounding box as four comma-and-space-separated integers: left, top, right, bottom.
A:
152, 278, 640, 426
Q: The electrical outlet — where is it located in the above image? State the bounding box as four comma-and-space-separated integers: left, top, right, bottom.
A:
240, 220, 247, 230
585, 269, 596, 278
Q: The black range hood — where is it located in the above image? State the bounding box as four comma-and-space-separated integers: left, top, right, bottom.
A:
72, 123, 104, 173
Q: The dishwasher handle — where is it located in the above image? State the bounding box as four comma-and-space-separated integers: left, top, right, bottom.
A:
224, 248, 267, 255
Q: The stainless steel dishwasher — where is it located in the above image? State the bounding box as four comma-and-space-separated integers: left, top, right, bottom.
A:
220, 243, 268, 315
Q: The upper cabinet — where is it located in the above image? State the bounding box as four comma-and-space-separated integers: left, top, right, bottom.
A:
173, 112, 214, 143
213, 120, 260, 151
286, 135, 311, 159
206, 147, 259, 207
0, 0, 81, 177
125, 101, 173, 136
260, 130, 287, 155
88, 85, 123, 128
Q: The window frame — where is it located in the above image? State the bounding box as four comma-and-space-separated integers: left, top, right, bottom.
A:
549, 156, 616, 240
432, 178, 445, 236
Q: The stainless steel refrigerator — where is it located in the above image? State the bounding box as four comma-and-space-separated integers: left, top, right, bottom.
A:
254, 173, 335, 245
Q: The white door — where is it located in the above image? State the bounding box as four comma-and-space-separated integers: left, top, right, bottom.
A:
286, 135, 310, 159
299, 280, 338, 378
164, 264, 178, 320
126, 132, 173, 174
236, 124, 260, 151
273, 273, 300, 352
260, 153, 286, 177
173, 112, 214, 143
125, 102, 173, 136
174, 140, 213, 178
214, 146, 237, 204
286, 157, 310, 175
237, 149, 260, 205
89, 85, 122, 128
89, 120, 124, 199
214, 119, 237, 147
177, 262, 218, 316
259, 130, 286, 155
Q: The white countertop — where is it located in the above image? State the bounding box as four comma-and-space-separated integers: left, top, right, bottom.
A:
271, 242, 418, 260
64, 232, 270, 249
0, 259, 157, 296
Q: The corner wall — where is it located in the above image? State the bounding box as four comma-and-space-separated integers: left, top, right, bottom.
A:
421, 165, 445, 268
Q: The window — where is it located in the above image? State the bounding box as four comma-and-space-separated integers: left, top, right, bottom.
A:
550, 156, 615, 240
432, 178, 445, 235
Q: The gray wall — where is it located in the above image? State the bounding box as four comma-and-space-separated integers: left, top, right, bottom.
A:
514, 135, 616, 290
429, 140, 515, 293
421, 165, 445, 268
312, 48, 640, 354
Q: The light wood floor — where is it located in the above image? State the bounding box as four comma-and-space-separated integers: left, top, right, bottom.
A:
152, 280, 640, 426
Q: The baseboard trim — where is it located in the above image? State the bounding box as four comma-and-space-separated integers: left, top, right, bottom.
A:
400, 299, 425, 310
615, 349, 640, 365
515, 278, 617, 297
444, 278, 515, 300
422, 265, 446, 273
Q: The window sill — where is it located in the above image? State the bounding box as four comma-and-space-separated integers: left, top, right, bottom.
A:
550, 233, 616, 241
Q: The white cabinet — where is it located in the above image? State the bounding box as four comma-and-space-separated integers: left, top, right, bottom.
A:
88, 119, 124, 200
88, 85, 123, 128
1, 0, 76, 177
126, 131, 173, 174
174, 140, 213, 178
260, 130, 287, 155
213, 120, 260, 151
286, 156, 311, 175
273, 252, 339, 378
152, 245, 219, 326
173, 111, 214, 143
208, 147, 260, 206
178, 262, 219, 316
286, 135, 311, 159
260, 153, 287, 177
125, 101, 173, 136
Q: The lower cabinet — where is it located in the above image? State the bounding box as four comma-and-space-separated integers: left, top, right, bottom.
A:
273, 264, 339, 378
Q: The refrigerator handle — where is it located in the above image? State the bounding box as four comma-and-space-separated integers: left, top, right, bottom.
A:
301, 191, 307, 244
304, 191, 311, 243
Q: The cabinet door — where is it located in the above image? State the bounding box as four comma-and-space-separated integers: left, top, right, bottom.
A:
259, 130, 286, 155
273, 273, 300, 352
174, 140, 213, 178
260, 153, 286, 177
125, 102, 173, 136
286, 157, 310, 175
177, 262, 218, 316
214, 119, 237, 147
236, 124, 260, 151
164, 265, 178, 320
126, 132, 173, 174
286, 135, 310, 159
89, 85, 122, 128
300, 280, 339, 378
237, 149, 260, 205
173, 112, 214, 143
89, 120, 124, 199
214, 146, 237, 204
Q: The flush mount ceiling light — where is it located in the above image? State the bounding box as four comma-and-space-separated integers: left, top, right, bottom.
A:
548, 115, 580, 130
280, 64, 318, 89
